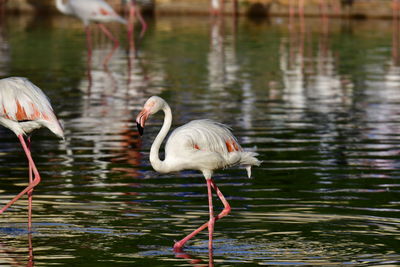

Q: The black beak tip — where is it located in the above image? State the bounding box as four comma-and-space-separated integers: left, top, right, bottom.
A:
137, 122, 144, 136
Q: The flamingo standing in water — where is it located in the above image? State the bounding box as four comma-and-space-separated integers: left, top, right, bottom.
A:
0, 77, 64, 230
55, 0, 127, 65
127, 0, 147, 40
136, 96, 261, 251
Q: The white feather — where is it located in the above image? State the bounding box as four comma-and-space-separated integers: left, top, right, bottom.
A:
56, 0, 127, 25
138, 96, 261, 178
0, 77, 64, 138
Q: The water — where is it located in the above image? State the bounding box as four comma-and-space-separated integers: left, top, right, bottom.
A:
0, 13, 400, 266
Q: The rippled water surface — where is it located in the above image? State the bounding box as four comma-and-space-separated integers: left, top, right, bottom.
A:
0, 13, 400, 266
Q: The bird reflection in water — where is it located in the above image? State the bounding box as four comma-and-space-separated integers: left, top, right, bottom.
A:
174, 248, 212, 267
27, 232, 34, 267
0, 230, 34, 266
63, 21, 165, 183
55, 0, 127, 66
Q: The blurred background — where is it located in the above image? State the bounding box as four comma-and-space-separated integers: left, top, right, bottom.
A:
0, 0, 400, 266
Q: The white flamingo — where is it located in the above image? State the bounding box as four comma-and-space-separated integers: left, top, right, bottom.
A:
55, 0, 127, 64
136, 96, 261, 250
0, 77, 64, 230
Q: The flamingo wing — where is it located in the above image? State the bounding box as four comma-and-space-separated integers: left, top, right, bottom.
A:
169, 119, 242, 153
69, 0, 126, 24
0, 77, 63, 137
164, 119, 243, 171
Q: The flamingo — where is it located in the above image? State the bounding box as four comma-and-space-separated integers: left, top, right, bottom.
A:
136, 96, 261, 251
55, 0, 127, 64
211, 0, 224, 15
0, 77, 64, 230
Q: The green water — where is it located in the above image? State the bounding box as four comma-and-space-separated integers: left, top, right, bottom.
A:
0, 13, 400, 266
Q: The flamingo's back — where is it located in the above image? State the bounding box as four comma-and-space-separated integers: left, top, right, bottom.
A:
0, 77, 64, 138
167, 119, 241, 153
165, 119, 260, 175
68, 0, 127, 25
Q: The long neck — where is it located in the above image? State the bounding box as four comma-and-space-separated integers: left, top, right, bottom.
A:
55, 0, 71, 14
150, 104, 172, 173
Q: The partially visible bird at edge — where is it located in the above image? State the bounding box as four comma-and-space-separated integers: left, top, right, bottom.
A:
0, 77, 64, 231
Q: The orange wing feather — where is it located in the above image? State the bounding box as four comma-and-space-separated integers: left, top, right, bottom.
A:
99, 8, 110, 16
225, 139, 240, 152
3, 100, 48, 121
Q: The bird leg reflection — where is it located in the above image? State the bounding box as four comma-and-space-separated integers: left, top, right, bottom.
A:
27, 232, 34, 267
173, 178, 231, 251
174, 249, 211, 267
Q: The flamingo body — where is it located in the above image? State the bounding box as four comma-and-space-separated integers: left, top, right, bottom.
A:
0, 77, 63, 137
0, 77, 63, 229
55, 0, 126, 65
164, 119, 258, 177
56, 0, 126, 25
136, 96, 260, 250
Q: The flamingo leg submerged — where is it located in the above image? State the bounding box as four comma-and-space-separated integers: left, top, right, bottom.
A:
173, 178, 231, 251
27, 137, 34, 231
98, 23, 120, 47
97, 23, 119, 65
207, 179, 215, 250
0, 135, 41, 230
85, 26, 93, 59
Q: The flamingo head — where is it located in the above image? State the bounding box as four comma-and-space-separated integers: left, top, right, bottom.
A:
136, 96, 165, 136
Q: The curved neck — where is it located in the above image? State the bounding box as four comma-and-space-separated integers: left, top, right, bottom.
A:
55, 0, 71, 14
150, 104, 172, 173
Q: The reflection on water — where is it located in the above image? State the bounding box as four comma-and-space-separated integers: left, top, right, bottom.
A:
0, 12, 400, 266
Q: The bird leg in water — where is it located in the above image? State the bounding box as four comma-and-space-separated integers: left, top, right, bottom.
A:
85, 26, 93, 62
127, 1, 147, 41
97, 24, 119, 66
173, 178, 231, 251
207, 179, 215, 250
27, 136, 34, 231
0, 135, 41, 230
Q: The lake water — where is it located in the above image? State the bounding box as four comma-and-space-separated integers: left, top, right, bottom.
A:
0, 13, 400, 266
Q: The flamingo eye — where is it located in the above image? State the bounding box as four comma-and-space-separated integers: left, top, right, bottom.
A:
145, 101, 156, 110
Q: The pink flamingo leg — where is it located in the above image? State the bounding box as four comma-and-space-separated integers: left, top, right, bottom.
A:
127, 3, 136, 49
135, 6, 148, 37
207, 179, 215, 250
98, 23, 119, 47
85, 26, 93, 59
27, 137, 34, 231
127, 1, 147, 46
174, 179, 231, 250
97, 23, 119, 65
85, 26, 93, 93
207, 179, 215, 267
0, 135, 41, 229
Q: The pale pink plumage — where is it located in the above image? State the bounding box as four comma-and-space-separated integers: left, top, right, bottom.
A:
0, 77, 64, 230
55, 0, 126, 26
136, 95, 260, 251
164, 119, 259, 176
0, 77, 64, 137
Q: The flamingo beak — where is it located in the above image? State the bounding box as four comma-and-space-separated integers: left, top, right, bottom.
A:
137, 122, 144, 136
136, 109, 150, 136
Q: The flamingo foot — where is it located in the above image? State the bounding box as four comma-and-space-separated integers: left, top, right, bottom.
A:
173, 241, 184, 251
